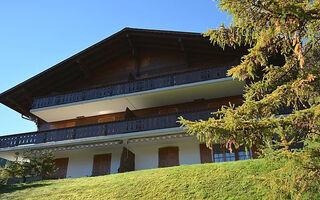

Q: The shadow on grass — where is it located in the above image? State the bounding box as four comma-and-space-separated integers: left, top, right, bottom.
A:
0, 183, 51, 194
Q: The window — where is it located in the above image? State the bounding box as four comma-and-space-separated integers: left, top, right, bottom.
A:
238, 146, 251, 160
199, 144, 251, 163
158, 146, 179, 168
213, 144, 226, 163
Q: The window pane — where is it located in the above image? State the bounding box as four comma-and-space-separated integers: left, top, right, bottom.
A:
214, 153, 224, 163
213, 144, 224, 163
225, 152, 236, 161
238, 151, 251, 160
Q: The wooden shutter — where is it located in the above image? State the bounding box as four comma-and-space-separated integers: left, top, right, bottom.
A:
158, 147, 179, 168
119, 147, 135, 173
51, 158, 69, 179
199, 143, 212, 163
92, 154, 112, 176
251, 144, 258, 159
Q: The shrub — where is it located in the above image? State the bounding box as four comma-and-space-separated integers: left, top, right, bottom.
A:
2, 150, 57, 183
0, 167, 9, 185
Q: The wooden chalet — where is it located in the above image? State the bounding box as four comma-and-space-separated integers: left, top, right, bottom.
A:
0, 28, 252, 178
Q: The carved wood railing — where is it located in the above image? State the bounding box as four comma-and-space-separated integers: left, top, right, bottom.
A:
32, 66, 231, 109
0, 109, 214, 149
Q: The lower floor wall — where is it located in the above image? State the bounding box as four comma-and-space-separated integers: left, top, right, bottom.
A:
51, 136, 251, 178
53, 147, 122, 178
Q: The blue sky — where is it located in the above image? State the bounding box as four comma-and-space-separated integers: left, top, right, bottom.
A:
0, 0, 230, 136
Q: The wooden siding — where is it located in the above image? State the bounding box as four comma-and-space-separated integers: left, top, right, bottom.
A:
57, 49, 240, 94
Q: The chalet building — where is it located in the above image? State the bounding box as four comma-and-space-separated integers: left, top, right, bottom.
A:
0, 28, 252, 179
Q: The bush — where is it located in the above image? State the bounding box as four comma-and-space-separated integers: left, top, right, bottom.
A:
23, 150, 57, 179
0, 167, 9, 185
2, 150, 57, 183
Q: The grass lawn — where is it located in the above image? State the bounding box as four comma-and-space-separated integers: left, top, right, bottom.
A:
0, 159, 274, 200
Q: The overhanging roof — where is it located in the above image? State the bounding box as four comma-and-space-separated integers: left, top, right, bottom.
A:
0, 28, 248, 119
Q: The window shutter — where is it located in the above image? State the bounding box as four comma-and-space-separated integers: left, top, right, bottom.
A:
92, 154, 112, 176
199, 143, 212, 163
52, 158, 69, 179
158, 146, 179, 168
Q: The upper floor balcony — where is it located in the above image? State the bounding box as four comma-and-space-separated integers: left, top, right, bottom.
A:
31, 66, 245, 122
0, 109, 212, 151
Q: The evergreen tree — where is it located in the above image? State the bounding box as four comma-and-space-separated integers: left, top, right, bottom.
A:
179, 0, 320, 152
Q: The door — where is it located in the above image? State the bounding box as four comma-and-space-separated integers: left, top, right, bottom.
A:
92, 154, 112, 176
158, 146, 179, 168
51, 158, 69, 179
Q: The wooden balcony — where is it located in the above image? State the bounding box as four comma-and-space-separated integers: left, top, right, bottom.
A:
32, 67, 231, 110
30, 66, 244, 122
0, 109, 213, 149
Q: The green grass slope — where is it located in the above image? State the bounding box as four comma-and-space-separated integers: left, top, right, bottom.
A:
0, 159, 273, 200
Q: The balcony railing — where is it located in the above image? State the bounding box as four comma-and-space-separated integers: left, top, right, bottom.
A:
32, 66, 231, 109
0, 109, 214, 149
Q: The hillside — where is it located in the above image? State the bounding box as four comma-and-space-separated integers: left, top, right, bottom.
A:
0, 159, 274, 200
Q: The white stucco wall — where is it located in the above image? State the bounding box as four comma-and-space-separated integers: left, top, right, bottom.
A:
0, 137, 202, 179
57, 137, 201, 178
53, 146, 122, 178
52, 137, 201, 178
129, 136, 201, 171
